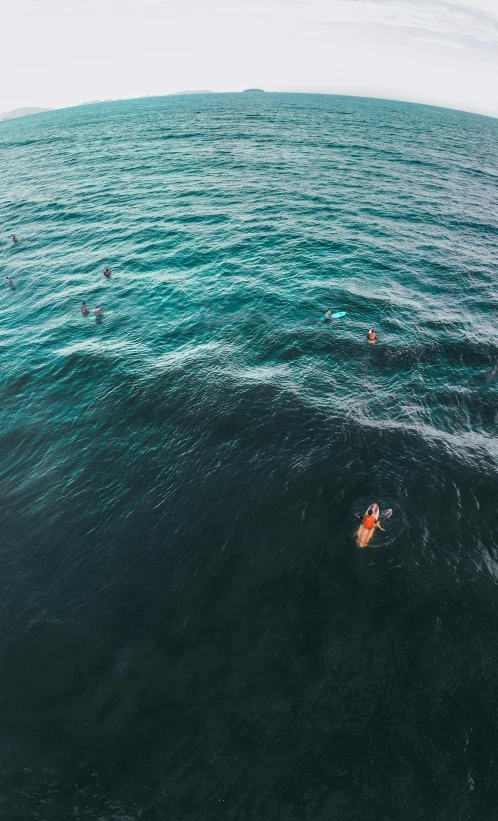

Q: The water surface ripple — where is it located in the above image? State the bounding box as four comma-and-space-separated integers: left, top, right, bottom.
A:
1, 93, 498, 820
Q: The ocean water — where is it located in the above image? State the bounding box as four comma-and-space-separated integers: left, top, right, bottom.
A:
1, 92, 498, 820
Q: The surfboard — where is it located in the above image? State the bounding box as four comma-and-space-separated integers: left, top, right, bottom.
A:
323, 310, 347, 321
357, 503, 379, 548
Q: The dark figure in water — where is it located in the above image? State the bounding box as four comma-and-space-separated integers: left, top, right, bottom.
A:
6, 276, 14, 287
104, 268, 111, 278
12, 235, 18, 243
95, 305, 102, 317
81, 302, 89, 314
367, 328, 377, 341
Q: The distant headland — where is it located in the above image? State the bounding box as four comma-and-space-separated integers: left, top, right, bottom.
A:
0, 106, 53, 122
243, 89, 265, 93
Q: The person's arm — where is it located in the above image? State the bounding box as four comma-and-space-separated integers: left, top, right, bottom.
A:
375, 522, 385, 531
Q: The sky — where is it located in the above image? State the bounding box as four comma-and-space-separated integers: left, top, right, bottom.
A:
1, 0, 498, 117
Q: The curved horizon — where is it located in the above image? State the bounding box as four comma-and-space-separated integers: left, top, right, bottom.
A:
1, 89, 497, 125
2, 0, 497, 119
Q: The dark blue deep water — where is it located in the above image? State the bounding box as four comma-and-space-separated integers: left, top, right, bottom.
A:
1, 93, 498, 820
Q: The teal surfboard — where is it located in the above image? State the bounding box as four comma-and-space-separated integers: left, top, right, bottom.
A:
323, 310, 347, 321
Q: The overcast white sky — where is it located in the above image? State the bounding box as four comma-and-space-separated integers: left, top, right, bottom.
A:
2, 0, 498, 116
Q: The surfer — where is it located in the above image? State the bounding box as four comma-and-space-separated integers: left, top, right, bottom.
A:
81, 302, 89, 314
355, 503, 391, 547
323, 309, 346, 321
95, 305, 102, 317
6, 276, 14, 287
104, 268, 111, 278
12, 235, 18, 243
356, 507, 384, 531
367, 328, 377, 341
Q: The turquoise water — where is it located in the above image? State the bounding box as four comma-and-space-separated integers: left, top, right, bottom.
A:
1, 93, 498, 819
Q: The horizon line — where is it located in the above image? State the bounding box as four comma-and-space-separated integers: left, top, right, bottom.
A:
1, 89, 497, 124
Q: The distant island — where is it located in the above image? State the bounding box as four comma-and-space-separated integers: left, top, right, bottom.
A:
0, 90, 271, 124
0, 106, 53, 122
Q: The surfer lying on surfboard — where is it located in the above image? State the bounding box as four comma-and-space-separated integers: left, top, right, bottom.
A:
355, 504, 391, 547
324, 309, 347, 321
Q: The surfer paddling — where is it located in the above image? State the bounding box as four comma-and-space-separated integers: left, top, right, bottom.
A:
324, 309, 347, 322
355, 504, 391, 547
104, 268, 111, 278
367, 328, 377, 341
